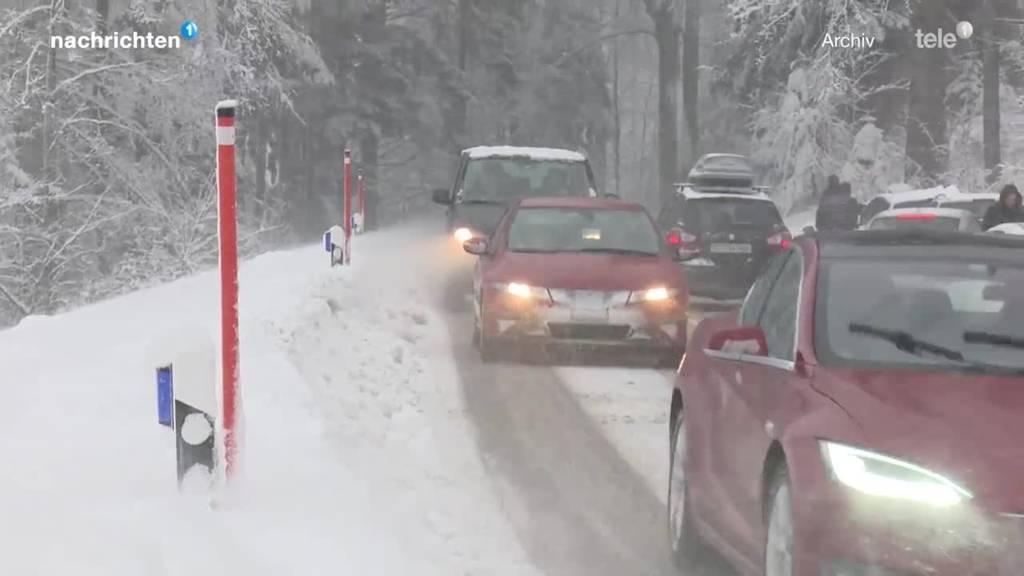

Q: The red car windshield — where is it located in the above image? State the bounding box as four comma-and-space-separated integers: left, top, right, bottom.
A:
507, 207, 660, 256
815, 259, 1024, 373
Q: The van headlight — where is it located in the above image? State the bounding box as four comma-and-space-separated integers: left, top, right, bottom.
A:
820, 442, 972, 507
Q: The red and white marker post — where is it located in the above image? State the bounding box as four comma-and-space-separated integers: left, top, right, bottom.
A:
343, 149, 353, 264
215, 100, 241, 482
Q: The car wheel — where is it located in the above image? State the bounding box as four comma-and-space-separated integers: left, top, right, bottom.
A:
765, 466, 795, 576
668, 408, 704, 566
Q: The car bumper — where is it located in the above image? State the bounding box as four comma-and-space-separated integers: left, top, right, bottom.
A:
793, 476, 1024, 575
481, 300, 687, 353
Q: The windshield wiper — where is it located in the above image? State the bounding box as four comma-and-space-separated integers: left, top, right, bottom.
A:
850, 323, 1024, 375
964, 331, 1024, 350
848, 322, 966, 361
577, 248, 659, 256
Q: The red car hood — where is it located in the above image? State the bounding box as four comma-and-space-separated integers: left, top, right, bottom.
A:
487, 252, 684, 292
813, 370, 1024, 511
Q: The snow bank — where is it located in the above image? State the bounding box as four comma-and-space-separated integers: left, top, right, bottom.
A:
464, 145, 587, 162
0, 225, 536, 575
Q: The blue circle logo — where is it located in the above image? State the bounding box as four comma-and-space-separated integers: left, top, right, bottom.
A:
180, 20, 198, 41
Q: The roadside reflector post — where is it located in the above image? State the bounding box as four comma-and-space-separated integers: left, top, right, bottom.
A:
324, 224, 345, 266
343, 149, 353, 264
175, 399, 216, 491
157, 365, 174, 428
216, 99, 241, 483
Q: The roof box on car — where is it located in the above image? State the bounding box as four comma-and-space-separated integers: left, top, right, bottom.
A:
687, 153, 755, 189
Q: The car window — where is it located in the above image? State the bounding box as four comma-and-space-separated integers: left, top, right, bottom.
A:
506, 207, 660, 255
815, 259, 1024, 372
758, 251, 802, 360
683, 198, 783, 233
892, 199, 936, 210
739, 251, 791, 326
459, 158, 592, 201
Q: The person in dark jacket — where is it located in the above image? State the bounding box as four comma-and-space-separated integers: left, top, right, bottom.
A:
817, 177, 861, 231
982, 184, 1024, 230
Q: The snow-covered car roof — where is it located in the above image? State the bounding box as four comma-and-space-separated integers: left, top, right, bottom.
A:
988, 222, 1024, 235
674, 184, 773, 202
462, 146, 587, 162
935, 190, 999, 203
871, 185, 957, 205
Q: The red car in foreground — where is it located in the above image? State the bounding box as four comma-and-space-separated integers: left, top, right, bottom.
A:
668, 230, 1024, 576
463, 196, 690, 365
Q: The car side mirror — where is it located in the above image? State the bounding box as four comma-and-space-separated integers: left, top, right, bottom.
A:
463, 237, 488, 256
432, 188, 452, 205
708, 326, 767, 356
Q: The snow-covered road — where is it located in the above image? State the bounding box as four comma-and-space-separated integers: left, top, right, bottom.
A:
0, 217, 737, 575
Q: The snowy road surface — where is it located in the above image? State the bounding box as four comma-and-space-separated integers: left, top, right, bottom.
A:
0, 217, 738, 575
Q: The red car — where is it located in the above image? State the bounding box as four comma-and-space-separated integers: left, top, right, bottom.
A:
463, 196, 690, 365
668, 230, 1024, 576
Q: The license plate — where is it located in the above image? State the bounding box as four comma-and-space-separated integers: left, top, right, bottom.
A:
570, 291, 608, 321
710, 243, 752, 254
570, 308, 609, 322
572, 291, 607, 309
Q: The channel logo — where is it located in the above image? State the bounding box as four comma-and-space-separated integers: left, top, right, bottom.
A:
915, 21, 972, 49
180, 20, 199, 41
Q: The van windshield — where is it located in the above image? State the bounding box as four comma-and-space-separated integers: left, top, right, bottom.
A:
460, 158, 592, 201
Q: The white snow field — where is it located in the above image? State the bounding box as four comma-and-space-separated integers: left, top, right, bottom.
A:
0, 224, 538, 576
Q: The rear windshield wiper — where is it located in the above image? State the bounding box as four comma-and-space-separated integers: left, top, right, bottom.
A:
964, 331, 1024, 350
577, 248, 659, 256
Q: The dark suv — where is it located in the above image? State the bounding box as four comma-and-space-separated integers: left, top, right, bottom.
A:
657, 184, 790, 300
432, 146, 598, 242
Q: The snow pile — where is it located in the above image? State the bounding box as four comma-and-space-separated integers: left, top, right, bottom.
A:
0, 226, 535, 575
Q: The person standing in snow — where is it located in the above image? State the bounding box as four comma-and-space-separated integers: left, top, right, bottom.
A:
816, 175, 859, 231
983, 185, 1024, 230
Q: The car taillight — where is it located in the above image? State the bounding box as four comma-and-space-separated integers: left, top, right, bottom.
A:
667, 229, 698, 246
896, 212, 937, 220
767, 230, 792, 249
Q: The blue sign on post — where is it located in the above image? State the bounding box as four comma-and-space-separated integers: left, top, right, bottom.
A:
323, 231, 332, 252
157, 366, 173, 428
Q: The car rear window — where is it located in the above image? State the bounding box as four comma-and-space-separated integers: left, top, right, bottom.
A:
892, 199, 937, 209
815, 258, 1024, 373
868, 216, 960, 231
682, 198, 783, 233
460, 158, 592, 201
507, 207, 660, 255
